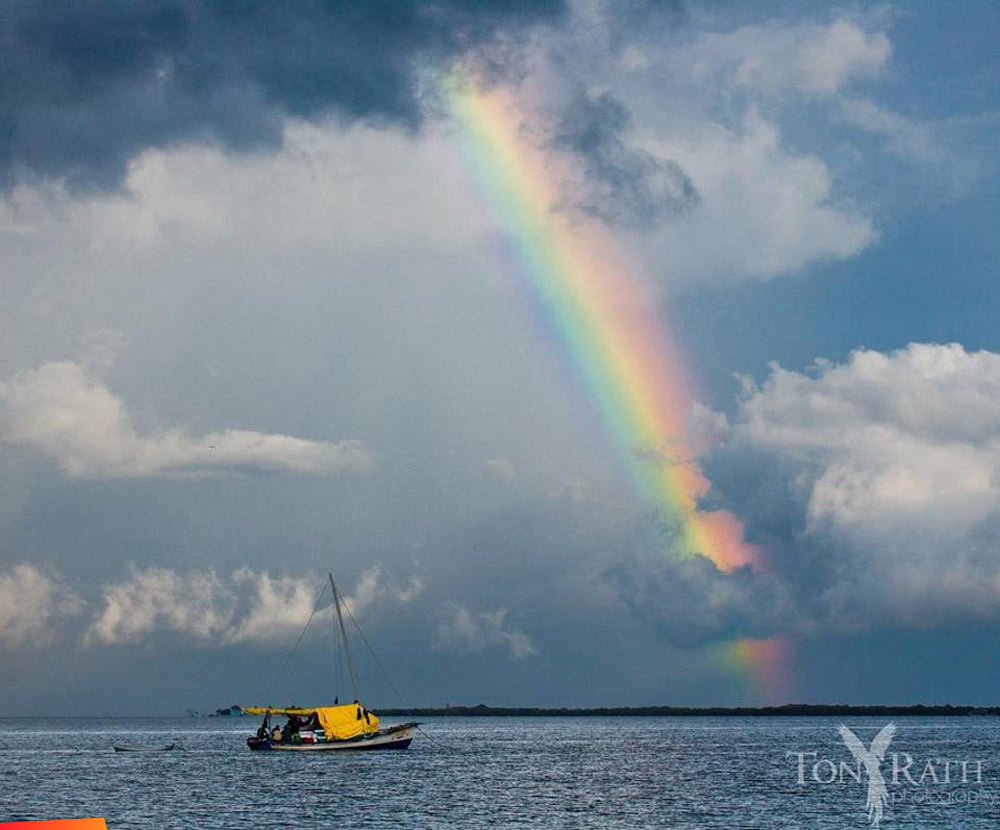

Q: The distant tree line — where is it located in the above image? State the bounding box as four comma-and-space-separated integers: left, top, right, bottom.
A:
375, 703, 1000, 717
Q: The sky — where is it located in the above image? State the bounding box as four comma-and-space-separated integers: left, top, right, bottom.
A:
1, 0, 999, 714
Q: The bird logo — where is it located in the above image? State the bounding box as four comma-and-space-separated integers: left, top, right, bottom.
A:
838, 723, 897, 827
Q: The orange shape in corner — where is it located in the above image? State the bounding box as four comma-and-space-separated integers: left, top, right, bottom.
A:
0, 821, 106, 828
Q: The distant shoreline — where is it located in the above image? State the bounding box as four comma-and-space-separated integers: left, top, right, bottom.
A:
3, 704, 1000, 718
376, 703, 1000, 717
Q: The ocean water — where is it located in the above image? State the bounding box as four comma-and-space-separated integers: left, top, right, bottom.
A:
1, 716, 999, 828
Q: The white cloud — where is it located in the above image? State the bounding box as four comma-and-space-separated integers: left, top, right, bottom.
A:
337, 566, 423, 616
637, 109, 876, 285
0, 564, 82, 647
686, 402, 729, 456
1, 120, 489, 255
687, 19, 890, 97
715, 343, 1000, 628
224, 570, 329, 645
838, 97, 947, 163
338, 566, 382, 619
86, 566, 423, 645
394, 575, 426, 604
86, 567, 234, 645
435, 602, 536, 658
526, 16, 904, 287
0, 116, 499, 384
673, 17, 978, 203
484, 457, 516, 480
0, 360, 373, 478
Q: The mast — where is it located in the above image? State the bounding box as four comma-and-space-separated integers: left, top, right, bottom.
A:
330, 573, 361, 703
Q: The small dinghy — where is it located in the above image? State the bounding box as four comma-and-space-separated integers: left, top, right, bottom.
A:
113, 743, 176, 752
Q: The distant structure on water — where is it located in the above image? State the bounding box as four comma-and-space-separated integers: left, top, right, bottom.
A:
186, 704, 245, 717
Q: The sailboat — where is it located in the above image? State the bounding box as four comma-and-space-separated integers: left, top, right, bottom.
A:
244, 573, 418, 751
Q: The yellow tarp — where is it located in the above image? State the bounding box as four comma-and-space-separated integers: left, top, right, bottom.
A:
243, 703, 380, 740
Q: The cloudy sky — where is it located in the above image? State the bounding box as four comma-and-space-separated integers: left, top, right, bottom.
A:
2, 1, 999, 714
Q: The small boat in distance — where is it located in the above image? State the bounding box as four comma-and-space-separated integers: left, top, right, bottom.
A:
243, 573, 418, 752
113, 743, 176, 752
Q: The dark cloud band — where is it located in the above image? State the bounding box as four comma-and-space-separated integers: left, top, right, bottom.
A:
553, 90, 698, 228
0, 0, 566, 189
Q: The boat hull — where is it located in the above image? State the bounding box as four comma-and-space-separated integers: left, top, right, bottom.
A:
247, 723, 417, 752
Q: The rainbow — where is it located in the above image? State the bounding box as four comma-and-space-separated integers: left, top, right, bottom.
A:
448, 77, 788, 701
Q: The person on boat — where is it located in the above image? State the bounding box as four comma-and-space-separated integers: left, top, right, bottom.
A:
302, 712, 321, 732
271, 725, 283, 743
282, 714, 303, 741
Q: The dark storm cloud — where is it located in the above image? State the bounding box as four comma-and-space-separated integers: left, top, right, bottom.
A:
552, 90, 697, 228
0, 0, 565, 189
609, 549, 789, 646
700, 442, 814, 544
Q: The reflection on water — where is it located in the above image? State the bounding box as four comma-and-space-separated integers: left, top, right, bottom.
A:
1, 717, 999, 828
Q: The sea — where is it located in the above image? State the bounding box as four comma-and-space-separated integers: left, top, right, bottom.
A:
1, 716, 999, 828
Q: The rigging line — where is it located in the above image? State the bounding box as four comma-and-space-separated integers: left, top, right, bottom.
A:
339, 596, 461, 753
271, 578, 329, 699
414, 723, 461, 753
341, 595, 408, 709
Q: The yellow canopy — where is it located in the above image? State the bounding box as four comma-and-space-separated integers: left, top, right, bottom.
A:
243, 703, 379, 740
